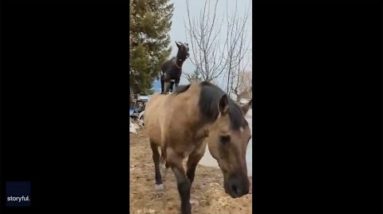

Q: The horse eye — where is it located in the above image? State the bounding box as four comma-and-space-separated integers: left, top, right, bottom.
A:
220, 135, 231, 144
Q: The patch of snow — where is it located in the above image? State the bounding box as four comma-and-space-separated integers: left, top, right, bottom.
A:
130, 122, 140, 134
240, 98, 251, 104
138, 95, 149, 101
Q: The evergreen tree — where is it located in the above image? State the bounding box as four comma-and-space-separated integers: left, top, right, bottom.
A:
130, 0, 174, 95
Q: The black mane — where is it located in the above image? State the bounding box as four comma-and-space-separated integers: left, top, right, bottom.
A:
198, 81, 248, 130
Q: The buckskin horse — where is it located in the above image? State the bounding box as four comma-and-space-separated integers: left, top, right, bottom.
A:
160, 41, 189, 94
144, 81, 252, 214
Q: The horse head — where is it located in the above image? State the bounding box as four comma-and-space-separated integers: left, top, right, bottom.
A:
198, 82, 252, 198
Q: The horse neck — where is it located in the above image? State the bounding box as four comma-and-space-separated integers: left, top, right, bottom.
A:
169, 85, 206, 130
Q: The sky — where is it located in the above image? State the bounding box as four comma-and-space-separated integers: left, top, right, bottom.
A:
168, 0, 252, 89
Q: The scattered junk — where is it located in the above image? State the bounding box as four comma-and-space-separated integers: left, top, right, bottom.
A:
130, 94, 149, 134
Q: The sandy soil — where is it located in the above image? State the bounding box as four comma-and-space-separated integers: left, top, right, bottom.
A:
130, 130, 253, 214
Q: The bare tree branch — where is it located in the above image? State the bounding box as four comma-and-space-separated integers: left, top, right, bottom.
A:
185, 0, 228, 82
224, 0, 250, 94
184, 0, 251, 87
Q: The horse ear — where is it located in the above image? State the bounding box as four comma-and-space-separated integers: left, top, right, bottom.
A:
175, 41, 181, 48
219, 94, 229, 115
241, 99, 252, 115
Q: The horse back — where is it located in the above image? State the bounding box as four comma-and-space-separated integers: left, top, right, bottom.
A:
145, 83, 204, 153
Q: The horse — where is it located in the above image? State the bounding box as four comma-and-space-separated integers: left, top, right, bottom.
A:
160, 41, 189, 94
144, 81, 252, 214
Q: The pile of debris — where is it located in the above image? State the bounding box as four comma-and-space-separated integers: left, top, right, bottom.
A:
130, 95, 148, 134
130, 120, 141, 134
130, 112, 144, 134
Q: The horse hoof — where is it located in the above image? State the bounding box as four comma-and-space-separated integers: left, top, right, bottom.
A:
155, 184, 164, 191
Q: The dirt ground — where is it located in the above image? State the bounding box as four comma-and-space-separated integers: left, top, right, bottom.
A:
130, 130, 253, 214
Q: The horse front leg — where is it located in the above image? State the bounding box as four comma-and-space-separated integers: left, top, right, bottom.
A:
167, 149, 191, 214
186, 142, 207, 184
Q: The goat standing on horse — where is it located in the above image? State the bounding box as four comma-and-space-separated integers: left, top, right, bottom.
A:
161, 41, 189, 94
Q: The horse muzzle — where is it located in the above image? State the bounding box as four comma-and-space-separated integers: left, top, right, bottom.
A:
224, 174, 250, 198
